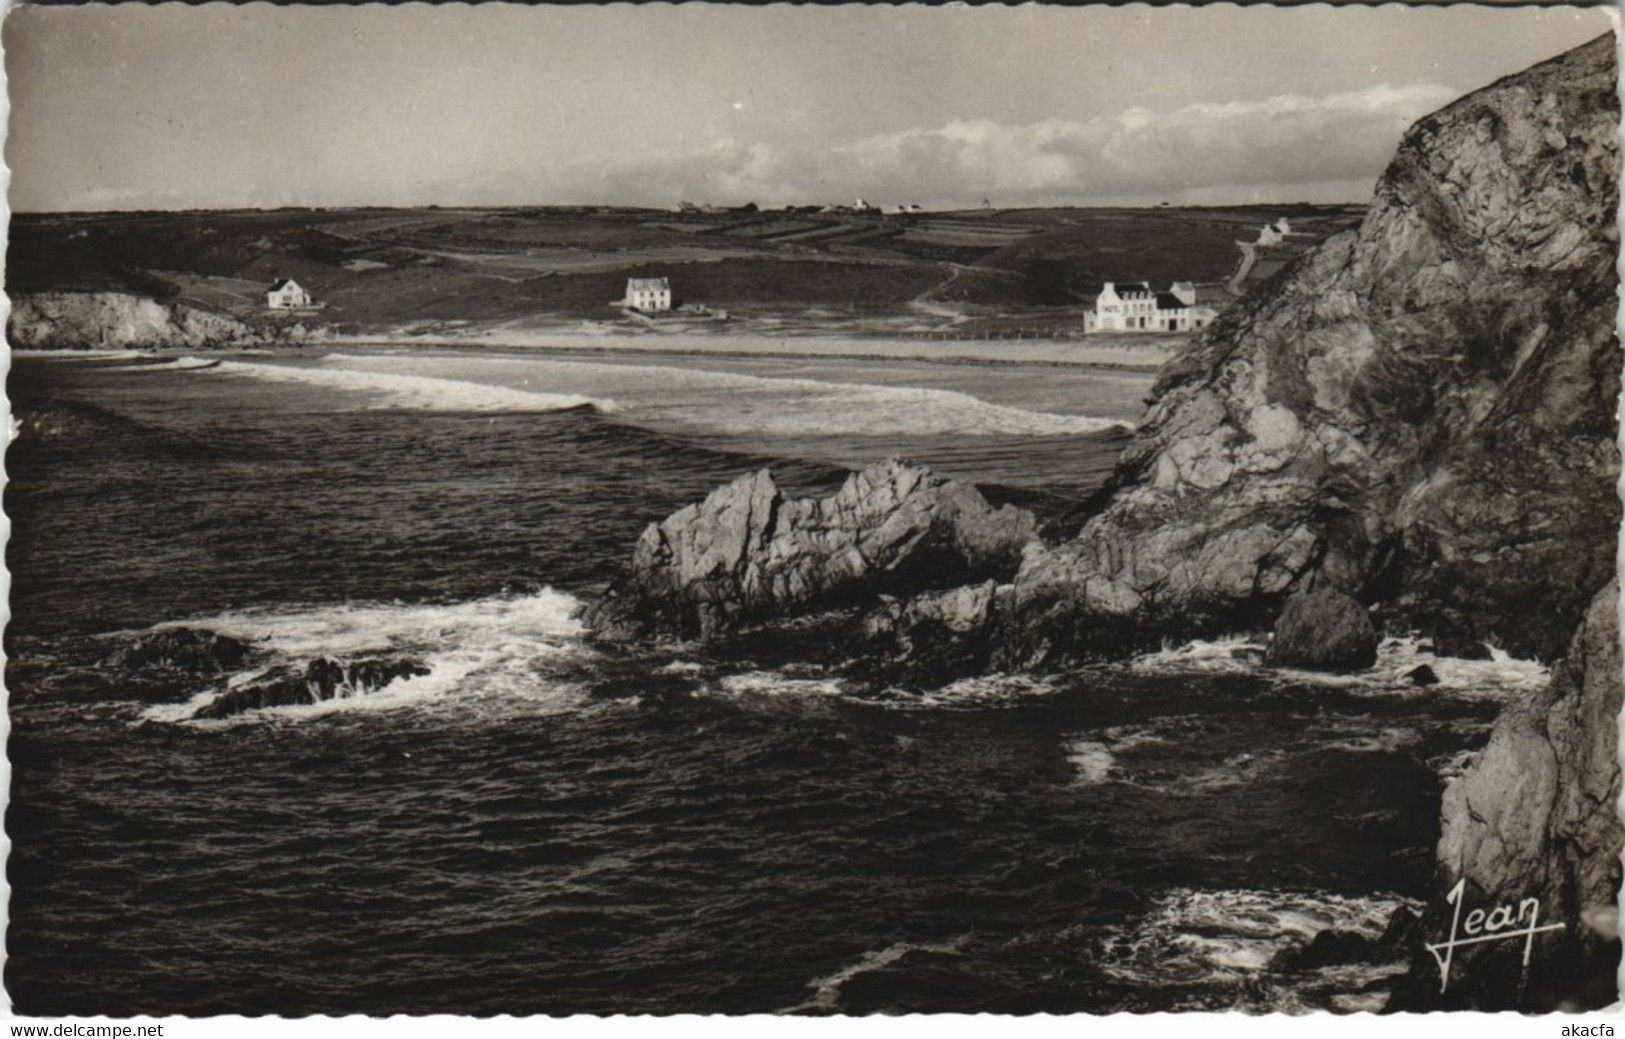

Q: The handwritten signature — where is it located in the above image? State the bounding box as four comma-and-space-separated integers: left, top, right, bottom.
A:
1425, 878, 1565, 992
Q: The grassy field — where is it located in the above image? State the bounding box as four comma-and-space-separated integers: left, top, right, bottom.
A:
8, 204, 1364, 336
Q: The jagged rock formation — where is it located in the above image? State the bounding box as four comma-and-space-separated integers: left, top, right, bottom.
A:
189, 656, 431, 721
1262, 587, 1378, 670
584, 460, 1034, 641
8, 292, 316, 350
1392, 579, 1622, 1010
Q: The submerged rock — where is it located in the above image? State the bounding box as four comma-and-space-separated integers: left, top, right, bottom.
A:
584, 460, 1035, 642
1264, 587, 1378, 670
106, 627, 253, 675
1405, 664, 1441, 687
189, 656, 430, 721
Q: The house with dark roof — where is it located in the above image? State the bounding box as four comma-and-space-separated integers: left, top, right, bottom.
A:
265, 278, 314, 310
1084, 280, 1216, 334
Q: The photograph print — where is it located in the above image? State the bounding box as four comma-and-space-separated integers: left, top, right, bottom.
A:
3, 1, 1621, 1017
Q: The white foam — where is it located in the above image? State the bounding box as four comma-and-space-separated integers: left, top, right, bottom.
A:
784, 937, 968, 1013
1097, 887, 1418, 1009
138, 588, 593, 724
889, 672, 1063, 710
1129, 636, 1265, 676
1279, 636, 1549, 701
198, 357, 619, 413
1128, 633, 1547, 703
314, 352, 1129, 437
16, 349, 146, 360
1063, 738, 1117, 785
107, 356, 221, 372
714, 671, 846, 700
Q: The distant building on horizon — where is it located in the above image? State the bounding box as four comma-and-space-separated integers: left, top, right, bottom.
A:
623, 277, 672, 313
1257, 216, 1294, 247
266, 277, 313, 310
1084, 281, 1216, 334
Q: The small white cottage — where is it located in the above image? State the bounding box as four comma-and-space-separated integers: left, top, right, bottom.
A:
266, 278, 314, 310
623, 277, 673, 313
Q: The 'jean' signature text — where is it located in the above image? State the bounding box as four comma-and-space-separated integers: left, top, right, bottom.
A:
1425, 878, 1564, 992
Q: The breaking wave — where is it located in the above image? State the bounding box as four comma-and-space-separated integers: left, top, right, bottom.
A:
138, 588, 593, 724
195, 357, 620, 413
107, 356, 222, 372
313, 352, 1130, 437
1063, 737, 1117, 785
1096, 887, 1418, 1012
784, 937, 969, 1013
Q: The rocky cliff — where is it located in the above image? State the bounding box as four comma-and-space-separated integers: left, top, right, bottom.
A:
991, 34, 1619, 667
8, 292, 315, 350
585, 460, 1033, 642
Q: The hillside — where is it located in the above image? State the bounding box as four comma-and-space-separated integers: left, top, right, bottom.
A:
6, 203, 1361, 340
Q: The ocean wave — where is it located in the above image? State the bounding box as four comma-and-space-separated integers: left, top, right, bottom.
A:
192, 357, 620, 413
106, 356, 221, 372
313, 352, 1130, 437
698, 668, 1062, 712
1129, 634, 1547, 702
1063, 737, 1117, 785
784, 937, 968, 1013
138, 588, 593, 724
1096, 887, 1418, 1012
714, 671, 847, 700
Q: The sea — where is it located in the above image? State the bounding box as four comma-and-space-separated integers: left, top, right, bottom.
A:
4, 346, 1547, 1015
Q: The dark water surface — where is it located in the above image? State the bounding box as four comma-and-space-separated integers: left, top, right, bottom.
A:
5, 349, 1530, 1014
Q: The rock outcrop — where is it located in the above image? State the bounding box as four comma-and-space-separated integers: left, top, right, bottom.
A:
584, 460, 1034, 642
1263, 587, 1379, 670
106, 627, 253, 675
189, 656, 431, 721
954, 34, 1619, 669
1392, 579, 1622, 1010
8, 292, 316, 351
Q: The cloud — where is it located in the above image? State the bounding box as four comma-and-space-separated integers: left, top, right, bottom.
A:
565, 81, 1460, 208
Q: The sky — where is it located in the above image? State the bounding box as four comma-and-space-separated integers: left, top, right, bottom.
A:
4, 4, 1616, 212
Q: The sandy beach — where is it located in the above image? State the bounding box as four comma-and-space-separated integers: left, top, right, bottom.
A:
330, 327, 1190, 370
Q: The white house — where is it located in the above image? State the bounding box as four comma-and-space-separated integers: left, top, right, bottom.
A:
623, 277, 673, 313
1083, 281, 1217, 334
266, 278, 314, 310
1257, 217, 1294, 247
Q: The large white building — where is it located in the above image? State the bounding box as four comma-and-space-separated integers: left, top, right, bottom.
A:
1083, 281, 1217, 334
623, 277, 673, 313
266, 278, 314, 310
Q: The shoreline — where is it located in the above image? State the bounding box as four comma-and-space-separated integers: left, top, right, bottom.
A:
321, 328, 1188, 371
